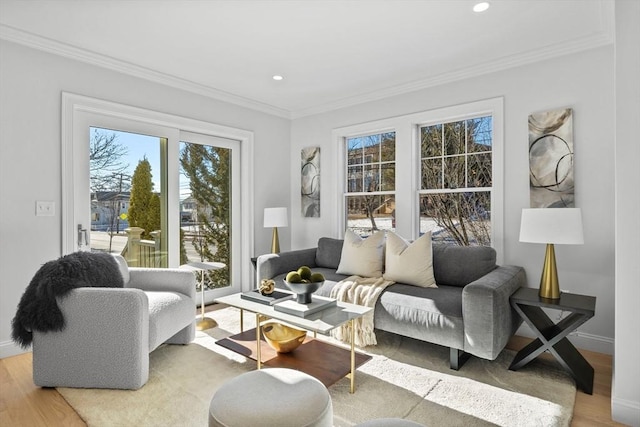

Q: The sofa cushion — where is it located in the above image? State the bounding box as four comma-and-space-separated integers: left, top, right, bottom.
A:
315, 237, 343, 269
383, 231, 437, 288
336, 230, 385, 277
432, 244, 497, 287
146, 291, 194, 351
374, 283, 464, 349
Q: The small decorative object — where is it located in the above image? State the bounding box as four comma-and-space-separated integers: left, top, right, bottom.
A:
261, 321, 307, 353
259, 279, 275, 295
283, 266, 325, 304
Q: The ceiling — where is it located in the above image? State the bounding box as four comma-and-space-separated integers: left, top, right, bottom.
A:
0, 0, 614, 118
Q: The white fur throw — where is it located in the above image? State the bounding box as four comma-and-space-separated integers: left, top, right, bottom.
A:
330, 275, 394, 347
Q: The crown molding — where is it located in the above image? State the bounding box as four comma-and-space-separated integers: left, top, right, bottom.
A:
0, 24, 291, 119
292, 29, 614, 119
1, 0, 614, 122
291, 1, 615, 119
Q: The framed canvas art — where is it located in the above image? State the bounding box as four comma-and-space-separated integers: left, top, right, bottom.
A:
301, 147, 320, 217
528, 108, 574, 208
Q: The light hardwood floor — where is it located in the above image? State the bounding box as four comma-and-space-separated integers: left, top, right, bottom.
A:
0, 328, 626, 426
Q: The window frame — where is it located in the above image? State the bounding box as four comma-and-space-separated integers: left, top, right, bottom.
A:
344, 131, 397, 236
333, 97, 504, 264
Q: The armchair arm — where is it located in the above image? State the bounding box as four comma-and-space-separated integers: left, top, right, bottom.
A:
461, 265, 526, 360
256, 248, 318, 286
128, 268, 196, 299
32, 287, 150, 389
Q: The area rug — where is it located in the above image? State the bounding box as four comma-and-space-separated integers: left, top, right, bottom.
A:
58, 306, 576, 426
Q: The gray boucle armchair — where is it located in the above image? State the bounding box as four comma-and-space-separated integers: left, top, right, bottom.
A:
257, 237, 526, 369
32, 255, 196, 390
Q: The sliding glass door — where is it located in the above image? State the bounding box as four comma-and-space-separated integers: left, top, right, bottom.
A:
64, 96, 247, 298
179, 132, 241, 299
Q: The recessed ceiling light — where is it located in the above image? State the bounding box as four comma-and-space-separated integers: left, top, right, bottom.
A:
272, 75, 284, 81
473, 2, 490, 13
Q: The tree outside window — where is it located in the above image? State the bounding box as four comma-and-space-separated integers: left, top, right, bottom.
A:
180, 143, 231, 290
344, 132, 395, 236
419, 116, 493, 246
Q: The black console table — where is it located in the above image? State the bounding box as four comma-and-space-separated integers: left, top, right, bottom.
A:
509, 287, 596, 394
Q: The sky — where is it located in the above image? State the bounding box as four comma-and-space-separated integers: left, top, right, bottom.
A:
92, 127, 191, 200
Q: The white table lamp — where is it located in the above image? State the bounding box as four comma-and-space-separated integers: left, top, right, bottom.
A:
180, 261, 226, 330
519, 208, 584, 299
264, 207, 288, 253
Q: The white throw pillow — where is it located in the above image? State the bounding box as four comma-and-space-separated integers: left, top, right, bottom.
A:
383, 231, 437, 288
336, 230, 385, 277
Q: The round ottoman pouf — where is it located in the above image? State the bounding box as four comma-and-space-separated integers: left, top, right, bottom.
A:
209, 368, 333, 427
355, 419, 425, 427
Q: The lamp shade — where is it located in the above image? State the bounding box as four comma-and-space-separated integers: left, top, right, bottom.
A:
264, 207, 288, 228
519, 208, 584, 245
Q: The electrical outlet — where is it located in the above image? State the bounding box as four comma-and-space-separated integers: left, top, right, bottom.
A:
36, 201, 55, 216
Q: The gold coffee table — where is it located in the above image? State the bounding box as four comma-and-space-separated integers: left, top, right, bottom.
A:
215, 292, 372, 393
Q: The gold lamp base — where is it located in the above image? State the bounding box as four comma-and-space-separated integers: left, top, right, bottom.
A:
196, 317, 218, 331
539, 243, 560, 300
271, 227, 280, 253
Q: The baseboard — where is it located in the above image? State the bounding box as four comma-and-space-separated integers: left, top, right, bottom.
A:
515, 325, 614, 355
0, 339, 29, 359
611, 396, 640, 427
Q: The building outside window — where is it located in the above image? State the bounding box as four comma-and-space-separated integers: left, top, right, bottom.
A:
344, 132, 396, 236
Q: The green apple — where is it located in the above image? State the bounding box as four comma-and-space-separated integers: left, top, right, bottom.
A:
297, 266, 312, 280
310, 272, 325, 283
286, 271, 302, 283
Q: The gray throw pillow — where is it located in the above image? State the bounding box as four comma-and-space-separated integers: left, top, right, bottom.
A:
315, 237, 344, 269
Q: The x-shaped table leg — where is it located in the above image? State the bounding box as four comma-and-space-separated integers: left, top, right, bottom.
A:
509, 302, 595, 394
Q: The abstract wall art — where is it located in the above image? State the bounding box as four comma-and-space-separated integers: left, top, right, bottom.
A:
528, 108, 575, 208
301, 146, 320, 217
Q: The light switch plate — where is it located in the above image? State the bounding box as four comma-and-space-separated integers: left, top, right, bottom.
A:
36, 201, 55, 216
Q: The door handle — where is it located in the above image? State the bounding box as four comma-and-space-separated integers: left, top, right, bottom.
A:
77, 224, 88, 247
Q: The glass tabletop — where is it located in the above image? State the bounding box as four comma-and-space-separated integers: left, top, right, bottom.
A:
215, 292, 372, 335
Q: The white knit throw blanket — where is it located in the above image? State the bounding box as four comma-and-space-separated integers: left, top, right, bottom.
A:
329, 275, 395, 347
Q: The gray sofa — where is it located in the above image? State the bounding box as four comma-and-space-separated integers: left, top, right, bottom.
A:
257, 237, 526, 369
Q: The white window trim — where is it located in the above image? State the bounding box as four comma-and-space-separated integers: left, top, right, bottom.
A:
61, 92, 255, 289
333, 97, 504, 264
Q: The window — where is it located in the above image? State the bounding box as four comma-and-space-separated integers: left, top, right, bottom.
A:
334, 97, 503, 261
344, 132, 396, 236
419, 116, 493, 246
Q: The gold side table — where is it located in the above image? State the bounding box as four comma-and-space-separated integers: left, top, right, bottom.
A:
180, 261, 226, 330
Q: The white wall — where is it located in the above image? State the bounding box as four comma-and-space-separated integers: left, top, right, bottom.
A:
613, 0, 640, 424
0, 40, 291, 357
291, 46, 616, 355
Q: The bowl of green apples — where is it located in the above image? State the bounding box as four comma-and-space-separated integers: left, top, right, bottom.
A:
283, 266, 325, 304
